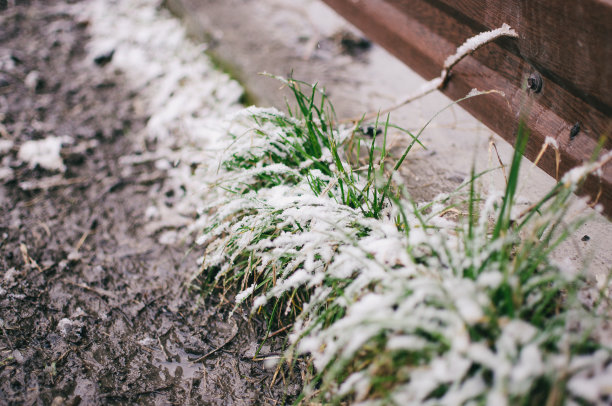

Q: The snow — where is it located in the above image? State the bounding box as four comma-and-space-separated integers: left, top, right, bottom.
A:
563, 165, 591, 185
24, 71, 41, 90
57, 318, 74, 337
476, 271, 503, 289
3, 267, 18, 284
396, 24, 517, 107
0, 139, 13, 154
80, 0, 244, 243
563, 150, 612, 185
386, 335, 428, 351
444, 24, 518, 69
511, 344, 543, 384
235, 284, 255, 303
253, 295, 268, 308
544, 136, 559, 149
18, 136, 70, 172
137, 336, 157, 346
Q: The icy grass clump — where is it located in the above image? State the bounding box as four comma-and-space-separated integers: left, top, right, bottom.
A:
197, 96, 612, 404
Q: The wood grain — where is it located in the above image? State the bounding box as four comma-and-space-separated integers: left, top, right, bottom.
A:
430, 0, 612, 115
322, 0, 612, 216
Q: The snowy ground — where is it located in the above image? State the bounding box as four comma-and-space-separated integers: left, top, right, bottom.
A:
85, 0, 612, 403
1, 0, 610, 403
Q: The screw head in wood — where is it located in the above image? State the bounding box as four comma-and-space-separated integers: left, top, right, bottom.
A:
527, 72, 543, 93
570, 122, 581, 140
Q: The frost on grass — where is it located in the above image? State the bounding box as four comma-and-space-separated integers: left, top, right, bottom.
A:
443, 23, 518, 70
395, 23, 517, 108
196, 101, 612, 404
77, 2, 611, 403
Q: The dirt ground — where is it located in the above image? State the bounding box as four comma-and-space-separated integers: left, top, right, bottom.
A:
0, 2, 299, 404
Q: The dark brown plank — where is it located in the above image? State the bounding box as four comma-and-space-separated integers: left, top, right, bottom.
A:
430, 0, 612, 115
322, 0, 612, 216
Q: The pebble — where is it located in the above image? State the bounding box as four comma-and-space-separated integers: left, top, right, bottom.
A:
24, 70, 41, 90
12, 349, 24, 364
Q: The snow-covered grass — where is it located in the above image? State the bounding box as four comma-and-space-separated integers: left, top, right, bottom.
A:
79, 1, 612, 404
196, 79, 612, 404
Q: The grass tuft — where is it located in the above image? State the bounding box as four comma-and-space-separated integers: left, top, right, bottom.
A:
194, 77, 612, 405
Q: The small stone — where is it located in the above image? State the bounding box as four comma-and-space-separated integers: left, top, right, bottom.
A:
24, 70, 44, 91
12, 349, 24, 364
50, 396, 65, 406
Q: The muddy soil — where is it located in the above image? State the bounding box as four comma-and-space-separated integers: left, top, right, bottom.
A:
0, 2, 298, 404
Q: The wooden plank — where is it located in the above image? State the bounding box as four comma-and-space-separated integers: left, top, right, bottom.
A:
322, 0, 612, 216
432, 0, 612, 115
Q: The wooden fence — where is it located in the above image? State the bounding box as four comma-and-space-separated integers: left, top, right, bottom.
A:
323, 0, 612, 216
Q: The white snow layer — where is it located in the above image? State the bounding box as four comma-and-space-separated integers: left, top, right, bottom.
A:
80, 0, 244, 239
18, 136, 69, 172
444, 23, 518, 69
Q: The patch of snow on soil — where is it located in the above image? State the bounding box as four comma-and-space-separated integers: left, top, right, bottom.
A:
0, 139, 13, 155
18, 136, 70, 172
81, 0, 244, 240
